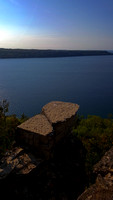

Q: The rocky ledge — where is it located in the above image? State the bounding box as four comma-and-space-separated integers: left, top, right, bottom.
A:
0, 147, 43, 179
17, 101, 79, 159
77, 146, 113, 200
0, 101, 87, 199
0, 101, 79, 179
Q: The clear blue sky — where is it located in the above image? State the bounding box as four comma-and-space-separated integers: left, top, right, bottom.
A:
0, 0, 113, 50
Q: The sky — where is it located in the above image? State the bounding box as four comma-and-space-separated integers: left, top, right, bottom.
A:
0, 0, 113, 50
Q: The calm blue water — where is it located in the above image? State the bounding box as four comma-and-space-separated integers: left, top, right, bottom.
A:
0, 56, 113, 118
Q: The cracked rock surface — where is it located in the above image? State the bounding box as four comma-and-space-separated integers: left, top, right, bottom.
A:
77, 146, 113, 200
0, 147, 42, 179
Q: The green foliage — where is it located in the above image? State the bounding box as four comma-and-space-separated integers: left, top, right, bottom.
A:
73, 115, 113, 176
19, 113, 29, 123
0, 99, 9, 116
0, 99, 28, 157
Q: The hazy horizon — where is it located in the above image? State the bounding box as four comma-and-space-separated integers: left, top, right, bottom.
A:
0, 47, 112, 51
0, 0, 113, 50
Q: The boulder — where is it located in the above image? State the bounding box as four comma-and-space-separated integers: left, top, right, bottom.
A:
42, 101, 79, 142
42, 101, 79, 124
17, 101, 79, 158
17, 114, 53, 158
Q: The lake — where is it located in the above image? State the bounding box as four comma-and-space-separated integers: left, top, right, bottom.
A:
0, 55, 113, 118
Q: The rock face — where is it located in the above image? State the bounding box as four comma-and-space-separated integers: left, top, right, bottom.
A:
77, 146, 113, 200
0, 147, 42, 179
94, 146, 113, 175
17, 101, 79, 159
17, 114, 54, 159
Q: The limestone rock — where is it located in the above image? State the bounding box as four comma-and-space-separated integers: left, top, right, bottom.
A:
18, 114, 53, 136
0, 147, 42, 179
17, 101, 79, 158
94, 146, 113, 175
77, 174, 113, 200
17, 114, 54, 158
42, 101, 79, 124
77, 146, 113, 200
42, 101, 79, 142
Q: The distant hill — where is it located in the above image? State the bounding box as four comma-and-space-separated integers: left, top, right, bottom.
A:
0, 48, 112, 59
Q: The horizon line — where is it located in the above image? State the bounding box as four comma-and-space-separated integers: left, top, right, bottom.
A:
0, 48, 112, 51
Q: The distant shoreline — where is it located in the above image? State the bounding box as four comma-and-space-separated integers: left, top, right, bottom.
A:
0, 48, 113, 59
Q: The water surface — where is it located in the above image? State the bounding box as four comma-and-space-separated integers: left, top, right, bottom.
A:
0, 56, 113, 118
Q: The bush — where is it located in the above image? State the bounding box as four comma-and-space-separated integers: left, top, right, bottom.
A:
73, 115, 113, 176
0, 99, 28, 157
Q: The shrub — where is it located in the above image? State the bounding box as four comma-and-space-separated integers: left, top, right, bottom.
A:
73, 115, 113, 176
0, 99, 28, 157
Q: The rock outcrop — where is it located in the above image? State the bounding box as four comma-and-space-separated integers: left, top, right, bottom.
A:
0, 101, 85, 199
77, 146, 113, 200
17, 101, 79, 159
0, 147, 42, 179
2, 100, 113, 199
0, 101, 79, 179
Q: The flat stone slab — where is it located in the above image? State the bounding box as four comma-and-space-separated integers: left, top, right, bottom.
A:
18, 114, 53, 136
42, 101, 79, 124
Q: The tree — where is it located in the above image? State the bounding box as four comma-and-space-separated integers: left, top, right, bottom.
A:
0, 99, 29, 157
0, 99, 9, 116
0, 100, 18, 156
